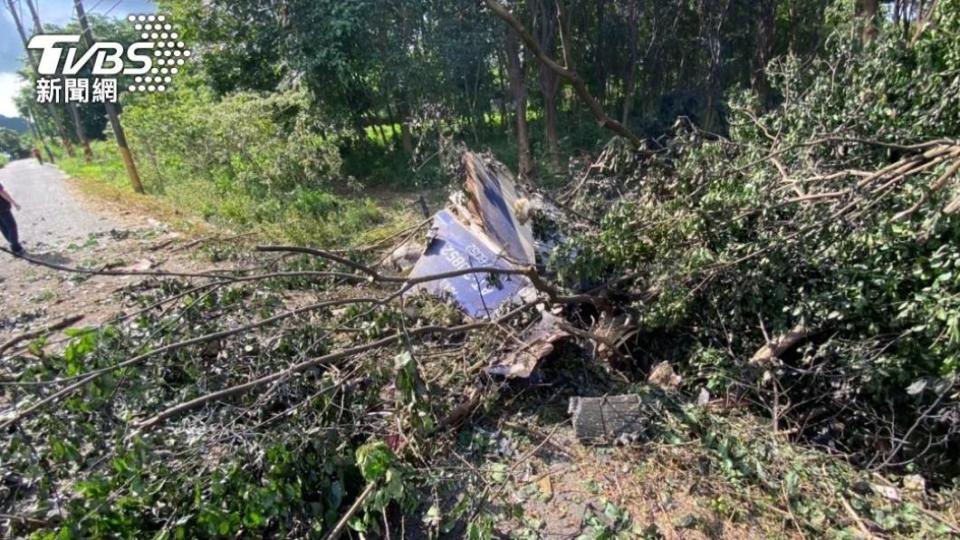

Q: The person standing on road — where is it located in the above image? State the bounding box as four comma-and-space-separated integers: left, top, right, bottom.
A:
32, 148, 43, 165
0, 182, 25, 256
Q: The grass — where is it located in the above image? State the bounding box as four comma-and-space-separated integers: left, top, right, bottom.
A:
45, 106, 611, 248
348, 107, 611, 190
56, 143, 212, 237
55, 140, 418, 248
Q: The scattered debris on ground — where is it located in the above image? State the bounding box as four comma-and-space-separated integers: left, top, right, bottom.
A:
2, 147, 959, 539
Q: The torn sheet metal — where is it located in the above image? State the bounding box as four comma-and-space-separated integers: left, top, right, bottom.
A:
486, 311, 569, 378
407, 152, 540, 318
408, 210, 529, 318
461, 152, 535, 264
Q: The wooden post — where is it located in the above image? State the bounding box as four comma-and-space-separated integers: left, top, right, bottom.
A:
74, 0, 145, 193
4, 0, 76, 157
25, 0, 93, 162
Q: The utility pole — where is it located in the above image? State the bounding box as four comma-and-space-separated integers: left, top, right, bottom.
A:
26, 0, 93, 161
74, 0, 144, 193
4, 0, 76, 157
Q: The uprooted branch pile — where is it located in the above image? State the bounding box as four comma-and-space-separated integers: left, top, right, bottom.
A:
3, 5, 960, 538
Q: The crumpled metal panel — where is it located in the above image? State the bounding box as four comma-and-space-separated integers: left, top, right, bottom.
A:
462, 153, 535, 265
408, 210, 529, 318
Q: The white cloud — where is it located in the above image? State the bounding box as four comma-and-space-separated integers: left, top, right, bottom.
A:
0, 72, 26, 117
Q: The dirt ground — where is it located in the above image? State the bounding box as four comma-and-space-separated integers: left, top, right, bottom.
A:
0, 158, 226, 346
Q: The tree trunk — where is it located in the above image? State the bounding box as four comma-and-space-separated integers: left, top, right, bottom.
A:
107, 104, 145, 193
67, 104, 93, 161
751, 0, 776, 109
700, 0, 730, 132
542, 83, 560, 167
26, 0, 92, 161
6, 0, 75, 157
593, 0, 608, 107
389, 99, 415, 154
27, 107, 55, 163
620, 0, 640, 126
375, 122, 388, 147
504, 25, 533, 179
532, 0, 561, 168
484, 0, 645, 148
496, 51, 512, 134
856, 0, 879, 43
400, 122, 414, 154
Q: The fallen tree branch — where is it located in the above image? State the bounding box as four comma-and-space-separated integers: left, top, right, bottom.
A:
322, 481, 378, 540
322, 387, 486, 540
892, 157, 960, 221
750, 324, 813, 365
0, 271, 359, 360
0, 297, 379, 430
134, 302, 536, 431
257, 246, 382, 280
838, 493, 882, 540
734, 137, 955, 176
0, 247, 239, 281
171, 231, 260, 253
0, 314, 84, 356
257, 245, 598, 305
331, 216, 433, 255
2, 238, 595, 429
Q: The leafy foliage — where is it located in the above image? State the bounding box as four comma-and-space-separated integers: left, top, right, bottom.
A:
0, 127, 24, 156
555, 1, 960, 479
61, 86, 390, 245
6, 1, 960, 537
1, 280, 381, 537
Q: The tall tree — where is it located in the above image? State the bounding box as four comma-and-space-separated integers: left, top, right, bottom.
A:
484, 0, 644, 147
504, 24, 533, 178
25, 0, 93, 161
856, 0, 879, 43
592, 0, 608, 107
619, 0, 641, 125
752, 0, 777, 108
531, 0, 561, 167
25, 106, 56, 163
4, 0, 76, 157
698, 0, 731, 131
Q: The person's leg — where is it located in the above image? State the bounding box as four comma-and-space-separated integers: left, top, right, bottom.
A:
0, 208, 23, 254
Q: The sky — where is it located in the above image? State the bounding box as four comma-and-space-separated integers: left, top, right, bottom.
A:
0, 0, 155, 117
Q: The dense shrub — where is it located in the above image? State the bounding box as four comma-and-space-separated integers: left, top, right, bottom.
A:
116, 84, 384, 244
554, 1, 960, 479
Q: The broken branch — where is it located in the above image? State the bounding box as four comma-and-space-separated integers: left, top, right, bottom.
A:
0, 314, 84, 356
134, 302, 537, 431
750, 324, 813, 365
0, 297, 379, 430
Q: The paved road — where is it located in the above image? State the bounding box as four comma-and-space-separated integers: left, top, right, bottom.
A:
0, 158, 114, 252
0, 158, 165, 332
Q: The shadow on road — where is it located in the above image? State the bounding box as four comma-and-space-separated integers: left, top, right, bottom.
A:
23, 250, 73, 266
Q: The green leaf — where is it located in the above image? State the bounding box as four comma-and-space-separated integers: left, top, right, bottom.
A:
355, 441, 394, 482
